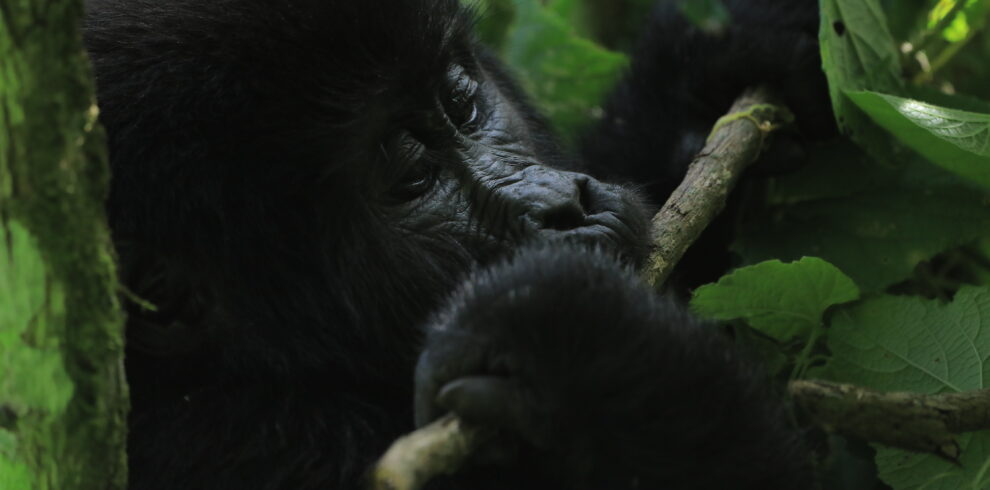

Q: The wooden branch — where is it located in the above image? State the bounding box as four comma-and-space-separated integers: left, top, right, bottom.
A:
370, 415, 490, 490
370, 86, 990, 485
790, 380, 990, 461
644, 86, 792, 288
370, 88, 791, 490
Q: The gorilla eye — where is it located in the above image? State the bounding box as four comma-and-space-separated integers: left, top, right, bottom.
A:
393, 163, 435, 200
386, 131, 436, 201
445, 64, 481, 130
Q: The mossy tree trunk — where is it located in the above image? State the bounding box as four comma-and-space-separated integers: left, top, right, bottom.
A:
0, 1, 128, 489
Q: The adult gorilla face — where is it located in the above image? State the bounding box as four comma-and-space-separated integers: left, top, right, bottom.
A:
373, 56, 650, 262
332, 49, 651, 370
88, 0, 647, 400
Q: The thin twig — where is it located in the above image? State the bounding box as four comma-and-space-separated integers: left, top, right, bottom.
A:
370, 415, 491, 490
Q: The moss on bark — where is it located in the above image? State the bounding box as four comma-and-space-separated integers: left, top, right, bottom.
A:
1, 2, 128, 489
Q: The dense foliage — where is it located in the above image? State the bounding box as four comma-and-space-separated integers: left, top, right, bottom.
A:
467, 0, 990, 488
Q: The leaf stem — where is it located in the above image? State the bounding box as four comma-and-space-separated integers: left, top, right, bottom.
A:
790, 323, 824, 380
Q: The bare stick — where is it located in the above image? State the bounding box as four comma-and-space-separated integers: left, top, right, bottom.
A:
644, 86, 792, 288
790, 380, 990, 461
370, 415, 490, 490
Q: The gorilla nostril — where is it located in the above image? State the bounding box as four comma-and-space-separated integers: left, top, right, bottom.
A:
538, 177, 589, 231
540, 202, 586, 231
576, 177, 593, 214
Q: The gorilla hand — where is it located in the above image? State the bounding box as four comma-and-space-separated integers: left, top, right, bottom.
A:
414, 244, 814, 490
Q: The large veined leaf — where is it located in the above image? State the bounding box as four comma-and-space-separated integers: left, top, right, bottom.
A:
825, 287, 990, 489
819, 0, 904, 159
471, 0, 629, 140
847, 90, 990, 189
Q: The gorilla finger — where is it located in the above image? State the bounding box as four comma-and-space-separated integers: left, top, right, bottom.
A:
414, 352, 444, 428
414, 337, 489, 427
437, 376, 530, 434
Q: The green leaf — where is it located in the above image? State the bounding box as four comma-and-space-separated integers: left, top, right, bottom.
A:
975, 238, 990, 286
824, 287, 990, 489
463, 0, 516, 49
819, 0, 904, 159
690, 257, 859, 341
677, 0, 731, 35
906, 85, 990, 114
883, 0, 931, 41
929, 0, 990, 43
737, 156, 990, 292
942, 10, 971, 42
0, 455, 31, 490
499, 0, 629, 141
826, 289, 990, 392
463, 0, 629, 139
819, 0, 902, 102
876, 432, 990, 489
847, 90, 990, 189
760, 140, 889, 204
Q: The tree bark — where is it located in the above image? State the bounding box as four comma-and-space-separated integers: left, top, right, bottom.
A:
644, 86, 791, 288
790, 380, 990, 462
0, 2, 129, 489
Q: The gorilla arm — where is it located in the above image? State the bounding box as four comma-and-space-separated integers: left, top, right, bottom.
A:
371, 87, 797, 490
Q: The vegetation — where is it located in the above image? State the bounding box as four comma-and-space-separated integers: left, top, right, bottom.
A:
468, 0, 990, 488
3, 0, 990, 488
0, 2, 128, 490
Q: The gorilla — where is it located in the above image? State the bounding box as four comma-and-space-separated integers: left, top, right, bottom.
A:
82, 0, 827, 488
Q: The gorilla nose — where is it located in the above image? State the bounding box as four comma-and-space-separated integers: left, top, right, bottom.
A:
534, 181, 588, 231
511, 166, 590, 232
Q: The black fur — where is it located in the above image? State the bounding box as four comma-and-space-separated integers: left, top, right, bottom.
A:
417, 244, 812, 489
83, 0, 824, 488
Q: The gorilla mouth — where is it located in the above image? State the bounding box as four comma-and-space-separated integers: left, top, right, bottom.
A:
467, 186, 650, 269
536, 209, 650, 266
